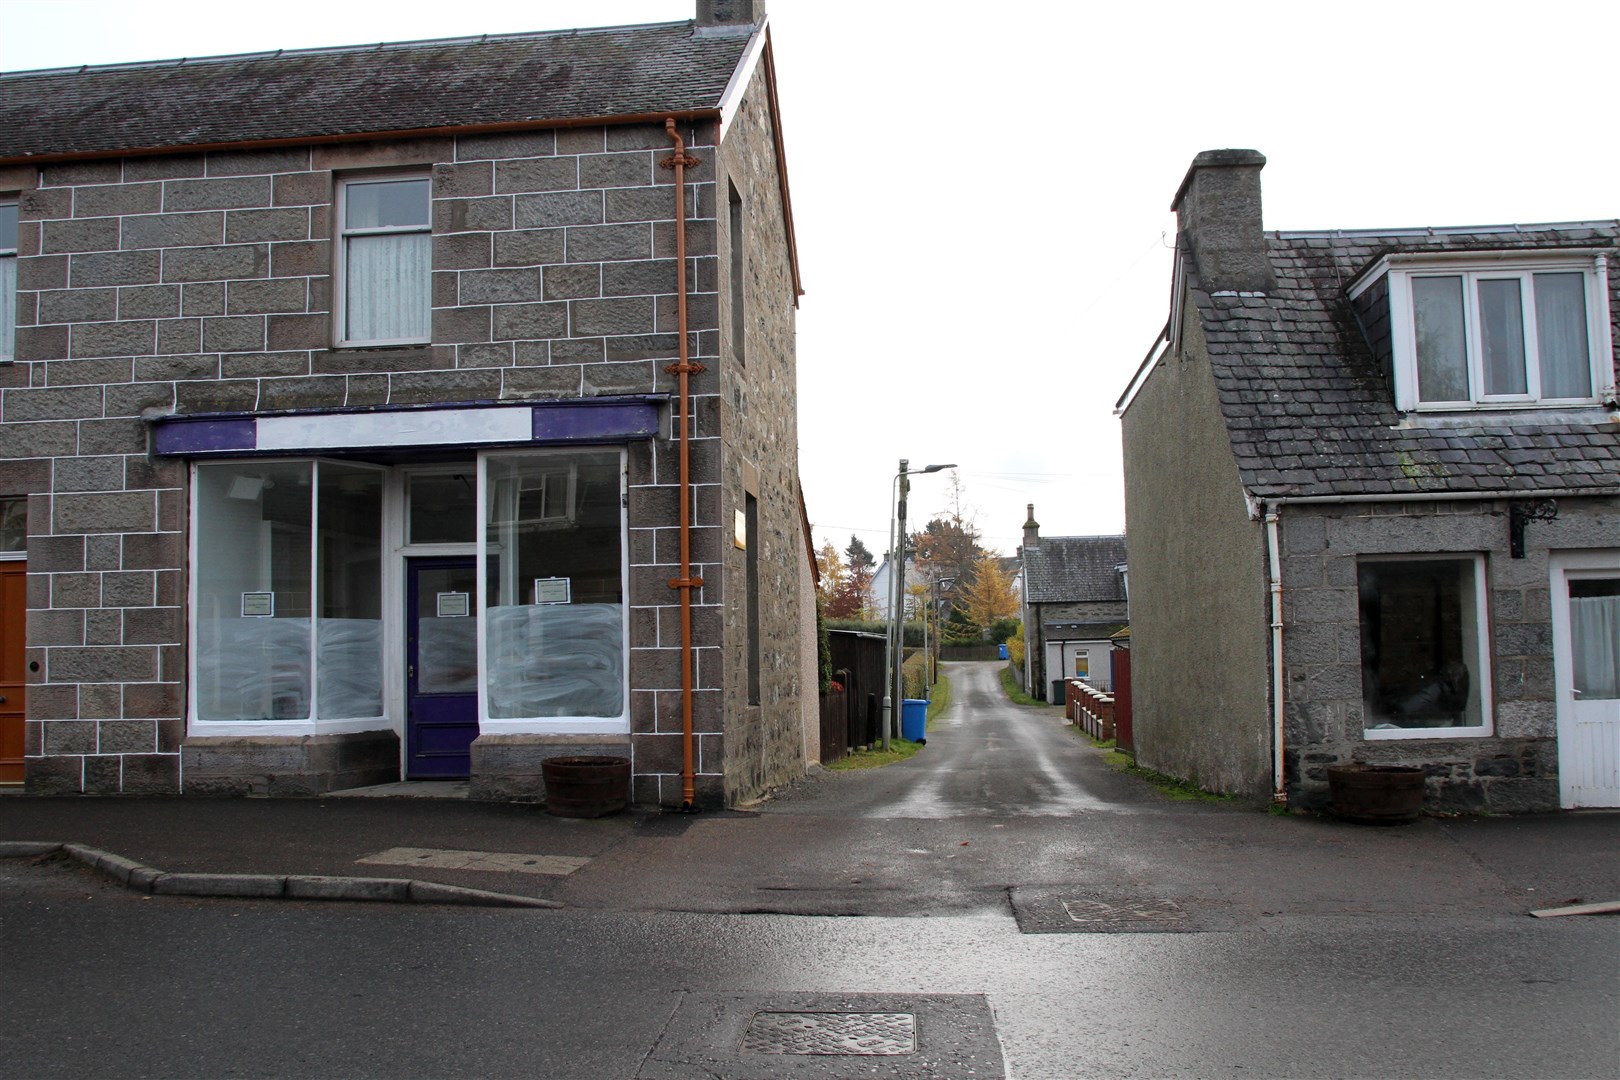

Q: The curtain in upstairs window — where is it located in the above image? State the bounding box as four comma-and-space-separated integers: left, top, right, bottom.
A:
1534, 272, 1592, 399
346, 231, 431, 343
1477, 278, 1528, 396
0, 254, 15, 362
1411, 276, 1469, 402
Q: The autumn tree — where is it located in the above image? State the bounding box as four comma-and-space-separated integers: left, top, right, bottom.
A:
815, 541, 846, 612
960, 552, 1019, 631
825, 535, 875, 619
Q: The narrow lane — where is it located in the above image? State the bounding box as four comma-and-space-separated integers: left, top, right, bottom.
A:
773, 660, 1151, 818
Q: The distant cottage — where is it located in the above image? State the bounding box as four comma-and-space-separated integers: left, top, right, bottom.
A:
0, 1, 816, 808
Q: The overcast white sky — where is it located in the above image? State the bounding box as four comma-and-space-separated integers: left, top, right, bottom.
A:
4, 0, 1616, 556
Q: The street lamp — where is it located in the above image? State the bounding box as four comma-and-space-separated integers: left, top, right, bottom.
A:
882, 459, 956, 751
923, 576, 955, 701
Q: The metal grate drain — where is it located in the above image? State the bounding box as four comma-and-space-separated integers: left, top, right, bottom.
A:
741, 1012, 917, 1056
1062, 897, 1186, 928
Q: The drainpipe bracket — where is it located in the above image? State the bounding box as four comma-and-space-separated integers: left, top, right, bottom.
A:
668, 577, 705, 590
663, 361, 708, 376
659, 154, 702, 170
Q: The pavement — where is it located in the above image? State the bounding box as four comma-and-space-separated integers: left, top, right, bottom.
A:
1, 661, 1616, 917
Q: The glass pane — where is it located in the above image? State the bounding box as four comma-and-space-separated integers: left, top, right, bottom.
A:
1569, 578, 1620, 701
484, 451, 624, 719
344, 178, 430, 230
0, 255, 15, 360
1477, 278, 1527, 396
317, 464, 383, 719
1534, 272, 1592, 399
0, 498, 23, 552
417, 565, 478, 695
0, 203, 16, 251
1360, 558, 1482, 730
408, 472, 477, 544
1411, 276, 1469, 402
345, 232, 431, 342
194, 462, 313, 721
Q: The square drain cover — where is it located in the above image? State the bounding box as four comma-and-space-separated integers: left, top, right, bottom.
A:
742, 1011, 915, 1056
641, 993, 1002, 1078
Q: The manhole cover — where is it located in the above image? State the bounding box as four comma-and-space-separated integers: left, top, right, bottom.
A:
742, 1012, 916, 1056
1062, 897, 1185, 927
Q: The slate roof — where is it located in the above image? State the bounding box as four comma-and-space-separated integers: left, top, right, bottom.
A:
1022, 535, 1127, 605
0, 21, 752, 160
1187, 221, 1620, 500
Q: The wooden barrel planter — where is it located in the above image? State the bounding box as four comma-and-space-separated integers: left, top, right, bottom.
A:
1328, 764, 1425, 824
541, 755, 631, 818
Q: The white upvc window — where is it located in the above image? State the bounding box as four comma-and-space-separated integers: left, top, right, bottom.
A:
335, 175, 431, 347
1358, 554, 1493, 740
1374, 254, 1613, 411
0, 200, 18, 363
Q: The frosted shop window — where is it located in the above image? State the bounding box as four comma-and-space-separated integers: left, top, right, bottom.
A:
191, 461, 385, 729
480, 449, 627, 730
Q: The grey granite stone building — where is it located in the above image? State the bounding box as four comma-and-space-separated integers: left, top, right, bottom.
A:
1118, 149, 1619, 813
0, 0, 814, 808
1016, 506, 1127, 701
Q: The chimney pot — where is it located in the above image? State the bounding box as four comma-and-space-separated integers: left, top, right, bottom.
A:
1171, 148, 1274, 293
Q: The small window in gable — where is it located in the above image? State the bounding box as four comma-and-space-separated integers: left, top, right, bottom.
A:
1364, 254, 1613, 411
336, 175, 431, 347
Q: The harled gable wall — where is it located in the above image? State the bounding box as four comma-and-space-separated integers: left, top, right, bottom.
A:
1121, 297, 1273, 798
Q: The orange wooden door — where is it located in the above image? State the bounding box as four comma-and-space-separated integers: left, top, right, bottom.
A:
0, 562, 25, 784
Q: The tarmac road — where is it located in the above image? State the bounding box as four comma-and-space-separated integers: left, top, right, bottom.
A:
3, 660, 1618, 1078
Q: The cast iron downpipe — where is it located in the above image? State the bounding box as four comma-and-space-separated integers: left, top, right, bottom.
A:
662, 118, 704, 811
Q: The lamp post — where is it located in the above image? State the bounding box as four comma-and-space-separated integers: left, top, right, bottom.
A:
924, 576, 954, 700
882, 459, 956, 751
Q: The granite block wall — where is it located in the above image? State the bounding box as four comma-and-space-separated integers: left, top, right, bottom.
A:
1, 108, 799, 801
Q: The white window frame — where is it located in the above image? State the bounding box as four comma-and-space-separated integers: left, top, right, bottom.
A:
1363, 252, 1614, 412
476, 447, 630, 735
0, 198, 17, 364
334, 173, 432, 348
187, 458, 391, 736
1359, 552, 1494, 741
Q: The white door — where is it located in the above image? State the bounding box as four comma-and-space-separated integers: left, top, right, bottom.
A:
1551, 551, 1620, 808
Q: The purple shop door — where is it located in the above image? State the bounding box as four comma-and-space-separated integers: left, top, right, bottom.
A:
407, 557, 479, 778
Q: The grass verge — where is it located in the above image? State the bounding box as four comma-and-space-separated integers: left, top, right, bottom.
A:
828, 670, 951, 771
998, 665, 1052, 707
826, 739, 922, 770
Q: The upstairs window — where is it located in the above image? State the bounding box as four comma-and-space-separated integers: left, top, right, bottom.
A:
1374, 255, 1611, 410
0, 201, 16, 362
336, 175, 431, 346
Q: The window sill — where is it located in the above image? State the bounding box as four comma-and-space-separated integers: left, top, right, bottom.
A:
1364, 726, 1491, 741
1393, 403, 1617, 430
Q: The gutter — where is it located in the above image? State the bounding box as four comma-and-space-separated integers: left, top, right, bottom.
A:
0, 110, 723, 167
1264, 509, 1286, 804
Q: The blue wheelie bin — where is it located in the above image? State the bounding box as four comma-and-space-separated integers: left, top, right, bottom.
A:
901, 698, 927, 744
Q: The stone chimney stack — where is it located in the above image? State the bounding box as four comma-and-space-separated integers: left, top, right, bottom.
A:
1023, 504, 1040, 551
1170, 149, 1274, 293
697, 0, 766, 27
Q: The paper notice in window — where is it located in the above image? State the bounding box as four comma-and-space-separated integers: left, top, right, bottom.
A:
436, 592, 470, 618
533, 577, 571, 605
241, 592, 274, 618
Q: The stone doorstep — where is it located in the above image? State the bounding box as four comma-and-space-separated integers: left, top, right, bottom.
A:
0, 841, 558, 908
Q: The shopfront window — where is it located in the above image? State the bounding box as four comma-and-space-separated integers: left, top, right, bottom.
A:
482, 450, 625, 722
193, 460, 383, 726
